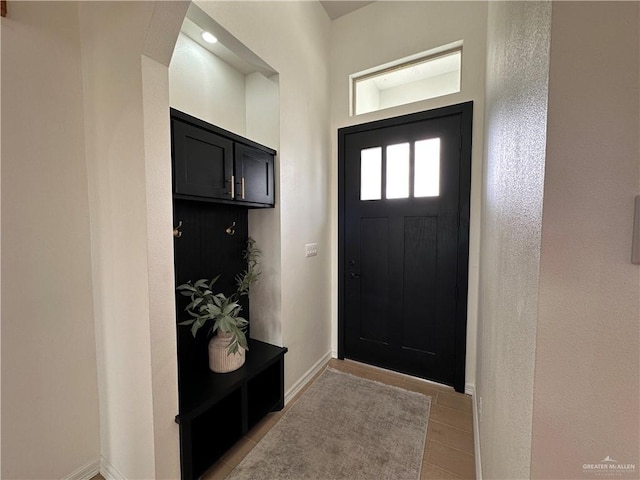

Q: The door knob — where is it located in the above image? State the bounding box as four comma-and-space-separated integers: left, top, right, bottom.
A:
349, 273, 360, 279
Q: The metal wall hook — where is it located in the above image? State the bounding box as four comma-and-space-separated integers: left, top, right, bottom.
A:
173, 221, 183, 238
225, 222, 236, 236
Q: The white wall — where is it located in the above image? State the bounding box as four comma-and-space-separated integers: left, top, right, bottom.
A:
477, 2, 551, 478
79, 3, 156, 477
1, 2, 100, 477
531, 2, 640, 476
169, 32, 247, 137
246, 72, 282, 346
78, 2, 184, 478
0, 13, 3, 477
196, 0, 332, 393
141, 53, 184, 480
329, 1, 488, 391
245, 72, 279, 149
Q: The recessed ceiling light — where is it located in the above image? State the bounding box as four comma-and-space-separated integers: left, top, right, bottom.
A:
201, 31, 218, 44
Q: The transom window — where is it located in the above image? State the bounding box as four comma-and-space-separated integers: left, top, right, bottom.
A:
351, 43, 462, 116
360, 138, 441, 201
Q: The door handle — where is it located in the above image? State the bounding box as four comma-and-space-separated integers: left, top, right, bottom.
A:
349, 273, 360, 279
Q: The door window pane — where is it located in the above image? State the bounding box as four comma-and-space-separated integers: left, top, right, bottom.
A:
386, 143, 410, 199
414, 138, 440, 197
360, 147, 382, 200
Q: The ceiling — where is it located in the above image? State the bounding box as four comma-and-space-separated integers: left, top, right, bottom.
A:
320, 1, 375, 20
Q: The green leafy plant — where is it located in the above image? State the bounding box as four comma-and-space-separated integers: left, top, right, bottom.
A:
177, 238, 261, 355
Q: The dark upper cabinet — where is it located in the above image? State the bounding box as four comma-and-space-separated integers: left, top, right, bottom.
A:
235, 144, 275, 206
171, 108, 276, 208
172, 119, 234, 200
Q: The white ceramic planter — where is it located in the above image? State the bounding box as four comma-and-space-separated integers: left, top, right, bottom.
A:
208, 332, 246, 373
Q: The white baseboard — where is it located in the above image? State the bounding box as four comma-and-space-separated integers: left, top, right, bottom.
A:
470, 386, 483, 480
100, 456, 127, 480
465, 382, 475, 396
62, 459, 100, 480
284, 350, 332, 404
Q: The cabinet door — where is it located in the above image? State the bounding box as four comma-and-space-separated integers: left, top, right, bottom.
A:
172, 119, 234, 200
235, 144, 275, 206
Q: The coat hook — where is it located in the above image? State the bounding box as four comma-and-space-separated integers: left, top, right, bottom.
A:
173, 220, 183, 238
225, 221, 236, 236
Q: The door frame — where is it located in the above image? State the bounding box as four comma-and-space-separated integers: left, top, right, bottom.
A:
337, 102, 473, 392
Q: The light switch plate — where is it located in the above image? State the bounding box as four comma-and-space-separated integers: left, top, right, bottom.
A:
305, 243, 318, 257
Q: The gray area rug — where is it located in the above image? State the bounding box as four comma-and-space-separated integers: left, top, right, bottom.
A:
227, 367, 431, 480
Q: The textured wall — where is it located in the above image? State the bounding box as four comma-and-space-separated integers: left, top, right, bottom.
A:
477, 2, 551, 478
329, 0, 488, 391
1, 2, 100, 477
531, 2, 640, 477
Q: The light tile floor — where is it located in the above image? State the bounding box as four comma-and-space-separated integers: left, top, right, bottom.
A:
203, 358, 476, 480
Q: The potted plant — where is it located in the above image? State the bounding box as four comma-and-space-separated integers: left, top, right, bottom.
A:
177, 238, 260, 373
